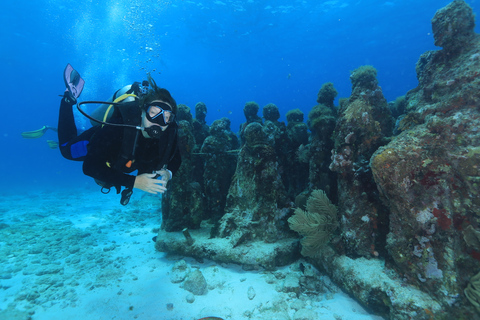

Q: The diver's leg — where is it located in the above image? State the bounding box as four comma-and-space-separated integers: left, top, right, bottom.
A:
58, 94, 96, 161
58, 93, 77, 148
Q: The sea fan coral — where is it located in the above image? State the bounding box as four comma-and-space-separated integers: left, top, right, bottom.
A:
288, 190, 338, 258
465, 271, 480, 312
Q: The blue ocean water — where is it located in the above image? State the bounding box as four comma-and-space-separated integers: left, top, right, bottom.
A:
1, 0, 479, 192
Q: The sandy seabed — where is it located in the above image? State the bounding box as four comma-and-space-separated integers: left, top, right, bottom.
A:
0, 188, 383, 320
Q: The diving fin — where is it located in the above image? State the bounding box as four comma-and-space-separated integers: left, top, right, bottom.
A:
47, 140, 59, 149
64, 63, 85, 103
21, 126, 58, 139
21, 126, 49, 139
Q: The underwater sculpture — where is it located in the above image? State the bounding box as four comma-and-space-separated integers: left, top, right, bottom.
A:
156, 1, 480, 317
239, 101, 263, 145
201, 118, 239, 223
329, 64, 393, 258
192, 102, 209, 149
162, 117, 206, 231
191, 102, 210, 203
369, 0, 480, 317
215, 120, 292, 244
307, 82, 338, 202
283, 109, 309, 199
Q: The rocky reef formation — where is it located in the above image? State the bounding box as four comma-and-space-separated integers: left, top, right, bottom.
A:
370, 0, 480, 317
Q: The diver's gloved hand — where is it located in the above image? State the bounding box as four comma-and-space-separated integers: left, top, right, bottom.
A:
63, 89, 77, 105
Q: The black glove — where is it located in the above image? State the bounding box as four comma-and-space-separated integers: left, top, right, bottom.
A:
63, 90, 77, 105
63, 90, 77, 106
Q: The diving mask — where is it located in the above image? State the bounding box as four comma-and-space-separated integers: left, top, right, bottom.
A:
145, 102, 175, 127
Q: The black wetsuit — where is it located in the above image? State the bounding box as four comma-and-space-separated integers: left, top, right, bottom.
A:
58, 95, 181, 191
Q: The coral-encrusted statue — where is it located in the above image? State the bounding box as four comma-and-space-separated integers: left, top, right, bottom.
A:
330, 65, 393, 258
215, 121, 292, 245
371, 0, 480, 316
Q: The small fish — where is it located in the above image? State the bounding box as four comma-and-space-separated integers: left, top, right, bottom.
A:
198, 317, 224, 320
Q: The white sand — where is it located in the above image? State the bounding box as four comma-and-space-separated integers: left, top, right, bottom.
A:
0, 189, 384, 320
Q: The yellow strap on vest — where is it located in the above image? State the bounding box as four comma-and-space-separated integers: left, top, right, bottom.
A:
102, 93, 138, 127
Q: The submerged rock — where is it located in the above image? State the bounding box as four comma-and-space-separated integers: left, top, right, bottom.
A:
247, 286, 256, 300
183, 269, 207, 296
170, 260, 190, 284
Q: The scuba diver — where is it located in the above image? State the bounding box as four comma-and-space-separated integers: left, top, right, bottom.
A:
59, 63, 181, 205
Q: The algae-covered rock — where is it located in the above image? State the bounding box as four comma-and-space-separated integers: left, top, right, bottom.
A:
293, 308, 318, 320
170, 260, 190, 283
